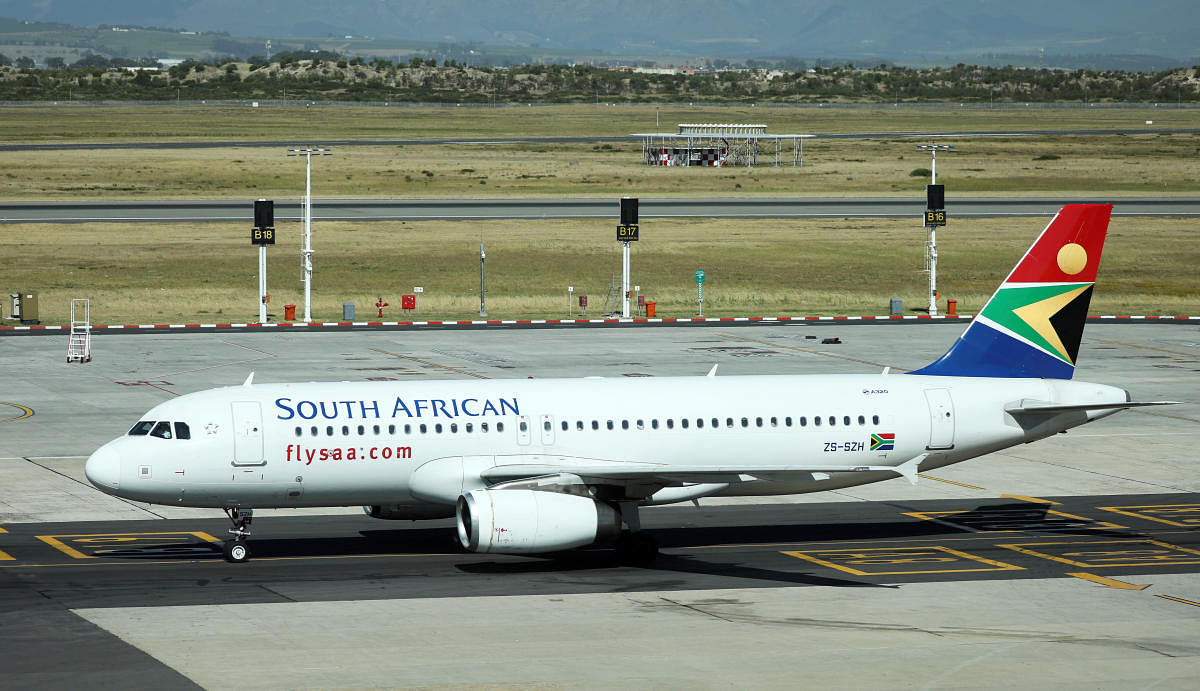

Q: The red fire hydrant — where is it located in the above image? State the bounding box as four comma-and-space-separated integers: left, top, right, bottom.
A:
375, 296, 389, 318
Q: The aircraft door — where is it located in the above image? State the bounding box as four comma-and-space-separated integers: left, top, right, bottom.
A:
924, 388, 956, 450
231, 401, 266, 466
540, 414, 555, 446
516, 415, 531, 445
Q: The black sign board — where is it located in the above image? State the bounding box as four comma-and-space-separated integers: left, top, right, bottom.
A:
924, 184, 945, 227
618, 197, 639, 241
254, 199, 274, 229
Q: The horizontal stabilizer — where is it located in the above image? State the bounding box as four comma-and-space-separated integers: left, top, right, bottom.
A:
1005, 400, 1178, 415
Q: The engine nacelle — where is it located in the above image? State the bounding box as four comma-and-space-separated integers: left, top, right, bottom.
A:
456, 489, 621, 554
363, 503, 456, 520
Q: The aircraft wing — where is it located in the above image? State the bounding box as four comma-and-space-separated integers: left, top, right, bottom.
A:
1004, 400, 1178, 415
481, 454, 926, 487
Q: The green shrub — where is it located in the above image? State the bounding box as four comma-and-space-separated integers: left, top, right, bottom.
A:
909, 168, 931, 177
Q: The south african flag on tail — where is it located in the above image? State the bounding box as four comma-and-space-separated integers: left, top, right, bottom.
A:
910, 204, 1112, 379
870, 433, 895, 451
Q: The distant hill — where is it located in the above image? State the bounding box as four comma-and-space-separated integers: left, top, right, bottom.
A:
0, 1, 1196, 66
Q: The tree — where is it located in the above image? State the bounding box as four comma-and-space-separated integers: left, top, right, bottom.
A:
16, 56, 34, 69
47, 57, 65, 69
0, 53, 10, 66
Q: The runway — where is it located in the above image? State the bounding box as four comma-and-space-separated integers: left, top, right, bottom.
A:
1, 322, 1197, 688
4, 196, 1200, 223
1, 127, 1197, 152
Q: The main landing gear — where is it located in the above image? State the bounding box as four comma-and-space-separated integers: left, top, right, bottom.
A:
615, 501, 659, 566
222, 507, 253, 563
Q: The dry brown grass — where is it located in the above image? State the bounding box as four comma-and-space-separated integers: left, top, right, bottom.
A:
3, 216, 1196, 325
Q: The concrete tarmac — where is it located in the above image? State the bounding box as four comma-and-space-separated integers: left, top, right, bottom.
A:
1, 322, 1198, 689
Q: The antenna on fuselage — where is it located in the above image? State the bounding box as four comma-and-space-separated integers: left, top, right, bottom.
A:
242, 372, 255, 388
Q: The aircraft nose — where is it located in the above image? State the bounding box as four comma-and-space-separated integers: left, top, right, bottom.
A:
85, 441, 122, 491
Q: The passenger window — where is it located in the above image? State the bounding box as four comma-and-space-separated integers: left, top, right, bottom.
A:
357, 425, 365, 435
741, 417, 749, 427
450, 423, 458, 433
576, 421, 584, 431
695, 418, 703, 429
294, 426, 302, 437
419, 424, 427, 433
872, 415, 880, 425
150, 421, 172, 439
481, 422, 489, 433
388, 424, 396, 434
858, 415, 865, 425
652, 419, 659, 429
770, 417, 778, 428
373, 425, 380, 434
711, 418, 718, 428
726, 417, 734, 428
404, 424, 412, 434
799, 417, 806, 427
466, 423, 473, 433
814, 417, 821, 427
607, 420, 614, 430
435, 424, 443, 433
637, 420, 645, 430
756, 417, 763, 428
497, 422, 505, 432
561, 421, 568, 431
622, 420, 629, 430
591, 420, 599, 430
843, 416, 851, 426
543, 420, 551, 431
341, 425, 349, 435
681, 418, 689, 429
520, 421, 528, 432
129, 420, 154, 436
667, 419, 674, 429
785, 417, 792, 427
175, 422, 191, 439
326, 426, 334, 436
310, 426, 318, 436
828, 417, 836, 427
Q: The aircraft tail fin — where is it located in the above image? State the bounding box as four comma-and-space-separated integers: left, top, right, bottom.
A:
910, 204, 1112, 379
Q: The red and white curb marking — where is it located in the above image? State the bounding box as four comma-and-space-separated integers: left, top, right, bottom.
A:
1, 314, 1196, 334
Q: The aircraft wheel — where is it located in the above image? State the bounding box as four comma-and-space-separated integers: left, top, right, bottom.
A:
223, 539, 250, 563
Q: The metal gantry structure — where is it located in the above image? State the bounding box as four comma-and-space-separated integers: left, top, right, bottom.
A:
632, 123, 811, 167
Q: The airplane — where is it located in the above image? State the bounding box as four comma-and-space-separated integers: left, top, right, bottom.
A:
85, 204, 1174, 564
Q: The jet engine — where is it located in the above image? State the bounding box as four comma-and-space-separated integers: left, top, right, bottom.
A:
456, 489, 621, 554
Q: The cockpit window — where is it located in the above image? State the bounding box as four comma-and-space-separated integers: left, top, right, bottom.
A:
129, 421, 155, 436
174, 422, 191, 440
150, 421, 173, 439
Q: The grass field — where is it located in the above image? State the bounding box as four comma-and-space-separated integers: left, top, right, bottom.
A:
1, 104, 1196, 325
3, 216, 1196, 326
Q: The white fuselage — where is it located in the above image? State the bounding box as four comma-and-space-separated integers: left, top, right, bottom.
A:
85, 372, 1127, 512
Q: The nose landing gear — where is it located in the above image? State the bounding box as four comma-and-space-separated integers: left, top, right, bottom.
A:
222, 507, 253, 563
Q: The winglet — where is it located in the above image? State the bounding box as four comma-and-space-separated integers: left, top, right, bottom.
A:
242, 372, 255, 388
894, 454, 927, 486
706, 364, 719, 377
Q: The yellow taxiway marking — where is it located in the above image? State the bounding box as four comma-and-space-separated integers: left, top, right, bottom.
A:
37, 531, 222, 559
1067, 572, 1151, 590
0, 402, 34, 423
917, 474, 984, 490
903, 508, 1125, 532
1097, 504, 1200, 528
0, 549, 13, 561
0, 551, 453, 568
1000, 494, 1061, 505
1156, 595, 1200, 607
783, 545, 1024, 576
1000, 539, 1200, 569
0, 526, 8, 533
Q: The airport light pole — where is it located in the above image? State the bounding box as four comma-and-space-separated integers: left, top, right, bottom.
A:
915, 144, 954, 317
479, 242, 487, 318
286, 147, 332, 322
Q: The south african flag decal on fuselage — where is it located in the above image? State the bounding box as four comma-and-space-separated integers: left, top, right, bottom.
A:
870, 433, 895, 451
